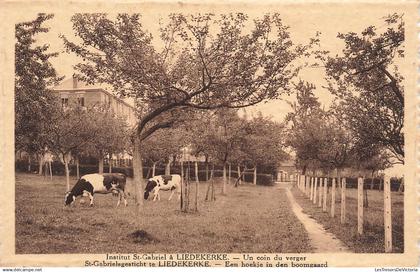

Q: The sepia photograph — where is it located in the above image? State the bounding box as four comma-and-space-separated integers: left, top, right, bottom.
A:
1, 0, 418, 268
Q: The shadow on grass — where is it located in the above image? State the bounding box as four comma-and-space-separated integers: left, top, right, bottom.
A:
128, 230, 160, 244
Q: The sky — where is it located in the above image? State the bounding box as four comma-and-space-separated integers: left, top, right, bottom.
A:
26, 4, 406, 122
20, 3, 407, 175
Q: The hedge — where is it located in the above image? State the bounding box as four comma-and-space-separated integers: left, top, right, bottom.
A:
16, 160, 274, 185
313, 176, 404, 192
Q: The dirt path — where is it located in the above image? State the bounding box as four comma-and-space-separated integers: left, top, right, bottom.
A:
282, 184, 350, 253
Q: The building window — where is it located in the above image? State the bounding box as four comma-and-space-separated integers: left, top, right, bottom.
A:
75, 92, 86, 107
77, 97, 85, 107
61, 98, 68, 108
60, 92, 69, 108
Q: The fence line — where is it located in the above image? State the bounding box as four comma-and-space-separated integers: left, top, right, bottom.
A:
294, 172, 395, 253
384, 175, 392, 252
340, 177, 346, 224
357, 177, 364, 235
331, 177, 336, 218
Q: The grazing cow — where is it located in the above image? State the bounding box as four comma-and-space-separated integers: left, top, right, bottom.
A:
64, 173, 128, 207
144, 174, 181, 201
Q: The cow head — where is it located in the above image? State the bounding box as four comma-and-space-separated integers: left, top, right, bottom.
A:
144, 179, 158, 200
64, 191, 76, 206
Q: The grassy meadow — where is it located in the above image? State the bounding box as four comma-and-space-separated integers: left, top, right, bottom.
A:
16, 173, 312, 254
291, 185, 404, 253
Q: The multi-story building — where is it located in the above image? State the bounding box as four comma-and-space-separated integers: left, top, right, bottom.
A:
52, 76, 137, 166
52, 76, 136, 127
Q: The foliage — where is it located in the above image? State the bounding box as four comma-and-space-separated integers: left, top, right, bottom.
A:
285, 81, 392, 174
62, 13, 311, 139
141, 125, 190, 165
239, 112, 289, 169
82, 106, 131, 164
15, 13, 63, 155
42, 101, 106, 188
322, 14, 404, 164
62, 13, 315, 208
285, 81, 328, 173
205, 109, 245, 165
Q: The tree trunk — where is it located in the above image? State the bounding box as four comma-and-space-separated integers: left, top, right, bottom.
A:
302, 164, 307, 175
364, 186, 369, 208
145, 167, 152, 179
48, 161, 52, 180
132, 137, 144, 208
210, 165, 215, 201
222, 163, 227, 194
38, 154, 43, 175
152, 162, 156, 177
98, 155, 104, 174
228, 163, 231, 184
165, 158, 171, 175
63, 155, 71, 191
205, 165, 215, 201
237, 165, 242, 185
398, 179, 404, 192
187, 161, 191, 209
336, 169, 341, 201
205, 159, 209, 181
253, 166, 257, 185
76, 157, 80, 179
109, 154, 112, 173
205, 182, 211, 201
370, 170, 375, 190
181, 161, 190, 212
195, 161, 199, 211
28, 155, 32, 173
181, 161, 184, 210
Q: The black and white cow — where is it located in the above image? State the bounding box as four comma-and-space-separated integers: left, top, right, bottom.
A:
64, 173, 128, 207
144, 174, 181, 201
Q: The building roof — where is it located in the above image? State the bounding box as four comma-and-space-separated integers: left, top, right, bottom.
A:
279, 159, 296, 167
53, 77, 136, 111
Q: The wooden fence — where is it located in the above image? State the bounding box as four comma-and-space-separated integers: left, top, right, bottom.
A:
295, 173, 395, 253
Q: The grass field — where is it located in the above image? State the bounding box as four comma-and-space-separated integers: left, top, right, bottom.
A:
291, 185, 404, 253
16, 173, 312, 254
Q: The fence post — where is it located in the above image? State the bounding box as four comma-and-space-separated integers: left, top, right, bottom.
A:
297, 174, 300, 190
306, 176, 310, 197
322, 177, 328, 212
298, 175, 302, 191
340, 177, 346, 224
299, 174, 302, 190
331, 177, 336, 217
384, 175, 392, 252
318, 177, 323, 208
299, 175, 303, 191
357, 176, 364, 235
302, 175, 305, 193
309, 177, 314, 200
313, 177, 318, 204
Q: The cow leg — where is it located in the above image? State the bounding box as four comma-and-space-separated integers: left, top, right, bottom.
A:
116, 190, 122, 207
87, 192, 94, 207
122, 190, 128, 206
168, 190, 175, 201
153, 188, 160, 201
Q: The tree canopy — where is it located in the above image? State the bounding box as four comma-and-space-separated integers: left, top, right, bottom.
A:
322, 13, 404, 164
15, 13, 63, 156
63, 13, 312, 207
